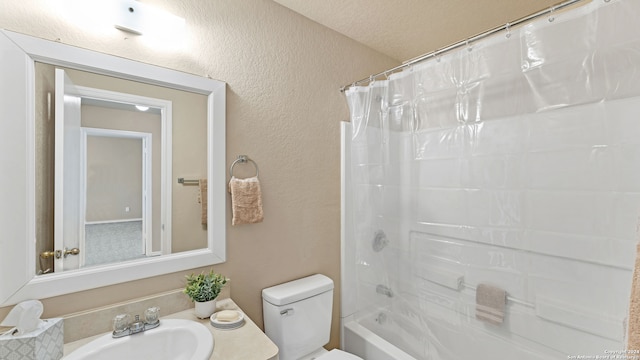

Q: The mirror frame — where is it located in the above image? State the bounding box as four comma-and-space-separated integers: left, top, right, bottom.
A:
0, 29, 226, 306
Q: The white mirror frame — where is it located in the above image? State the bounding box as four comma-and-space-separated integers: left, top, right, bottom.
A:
0, 29, 226, 306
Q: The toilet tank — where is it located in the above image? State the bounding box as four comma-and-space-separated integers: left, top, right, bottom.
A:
262, 274, 334, 360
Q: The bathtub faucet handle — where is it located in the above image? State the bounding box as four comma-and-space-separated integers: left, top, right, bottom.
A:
376, 284, 394, 298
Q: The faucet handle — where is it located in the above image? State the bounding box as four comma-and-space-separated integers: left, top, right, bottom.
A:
144, 307, 160, 325
112, 314, 131, 334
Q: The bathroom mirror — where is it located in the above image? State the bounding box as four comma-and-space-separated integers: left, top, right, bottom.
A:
0, 29, 226, 306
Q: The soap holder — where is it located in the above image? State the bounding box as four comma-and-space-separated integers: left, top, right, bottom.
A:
210, 310, 244, 330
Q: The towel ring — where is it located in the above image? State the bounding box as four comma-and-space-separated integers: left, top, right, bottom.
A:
230, 155, 259, 178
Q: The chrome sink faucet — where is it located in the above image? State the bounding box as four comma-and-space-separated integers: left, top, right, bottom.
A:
112, 307, 160, 338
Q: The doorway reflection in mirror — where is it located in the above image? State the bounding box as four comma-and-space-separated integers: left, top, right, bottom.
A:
34, 63, 209, 275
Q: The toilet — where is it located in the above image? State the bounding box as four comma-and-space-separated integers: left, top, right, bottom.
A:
262, 274, 362, 360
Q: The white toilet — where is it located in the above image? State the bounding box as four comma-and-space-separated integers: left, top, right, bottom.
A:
262, 274, 362, 360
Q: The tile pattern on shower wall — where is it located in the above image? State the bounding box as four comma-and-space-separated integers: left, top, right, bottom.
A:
350, 97, 640, 358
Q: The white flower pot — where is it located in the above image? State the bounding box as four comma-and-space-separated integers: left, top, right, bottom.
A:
194, 299, 217, 319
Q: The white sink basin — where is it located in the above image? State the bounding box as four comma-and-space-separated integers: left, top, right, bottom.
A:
64, 319, 214, 360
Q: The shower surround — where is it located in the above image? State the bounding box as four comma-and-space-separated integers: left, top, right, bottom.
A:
342, 0, 640, 358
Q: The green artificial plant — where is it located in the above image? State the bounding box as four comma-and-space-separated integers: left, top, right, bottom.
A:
183, 269, 228, 302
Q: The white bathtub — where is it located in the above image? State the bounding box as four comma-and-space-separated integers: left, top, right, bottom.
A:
341, 317, 417, 360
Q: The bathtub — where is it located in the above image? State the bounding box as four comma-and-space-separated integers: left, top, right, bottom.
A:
341, 315, 417, 360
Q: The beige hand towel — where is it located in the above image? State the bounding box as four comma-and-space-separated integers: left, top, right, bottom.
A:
476, 283, 507, 325
229, 176, 264, 226
627, 243, 640, 351
199, 179, 208, 225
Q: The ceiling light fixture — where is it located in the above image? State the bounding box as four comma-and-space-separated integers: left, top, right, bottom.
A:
113, 0, 185, 36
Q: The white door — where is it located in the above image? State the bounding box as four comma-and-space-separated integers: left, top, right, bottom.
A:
54, 68, 82, 272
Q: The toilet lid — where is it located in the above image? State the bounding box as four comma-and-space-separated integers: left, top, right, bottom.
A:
316, 349, 363, 360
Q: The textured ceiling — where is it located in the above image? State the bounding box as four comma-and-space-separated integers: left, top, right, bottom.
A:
273, 0, 562, 62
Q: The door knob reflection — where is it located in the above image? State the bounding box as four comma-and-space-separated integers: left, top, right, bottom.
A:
39, 247, 80, 259
63, 247, 80, 258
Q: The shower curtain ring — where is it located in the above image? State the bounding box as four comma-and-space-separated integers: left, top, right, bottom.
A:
466, 39, 472, 52
548, 6, 556, 22
505, 23, 511, 38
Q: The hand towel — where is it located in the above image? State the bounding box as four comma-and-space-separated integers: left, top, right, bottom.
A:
476, 283, 507, 325
628, 243, 640, 351
199, 179, 208, 225
228, 176, 264, 226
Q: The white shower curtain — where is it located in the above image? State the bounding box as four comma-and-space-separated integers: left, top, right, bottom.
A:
344, 0, 640, 358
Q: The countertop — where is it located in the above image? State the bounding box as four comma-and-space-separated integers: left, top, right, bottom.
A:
63, 298, 279, 360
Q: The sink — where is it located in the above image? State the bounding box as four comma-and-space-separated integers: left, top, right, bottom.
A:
63, 319, 214, 360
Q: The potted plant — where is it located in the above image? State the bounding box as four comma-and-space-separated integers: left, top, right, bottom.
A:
184, 269, 228, 318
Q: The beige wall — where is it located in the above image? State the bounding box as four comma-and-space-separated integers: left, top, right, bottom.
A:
33, 62, 55, 272
0, 0, 398, 349
85, 136, 142, 222
85, 135, 143, 222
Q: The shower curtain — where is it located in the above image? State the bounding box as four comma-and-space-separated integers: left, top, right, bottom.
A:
344, 0, 640, 358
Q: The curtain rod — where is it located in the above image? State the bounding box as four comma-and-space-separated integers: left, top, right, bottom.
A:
339, 0, 590, 93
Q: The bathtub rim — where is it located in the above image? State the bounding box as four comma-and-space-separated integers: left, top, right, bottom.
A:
341, 316, 417, 360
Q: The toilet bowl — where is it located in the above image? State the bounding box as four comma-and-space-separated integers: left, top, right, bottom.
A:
314, 349, 363, 360
262, 274, 363, 360
298, 347, 362, 360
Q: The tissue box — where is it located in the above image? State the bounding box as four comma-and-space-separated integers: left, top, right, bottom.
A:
0, 318, 63, 360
